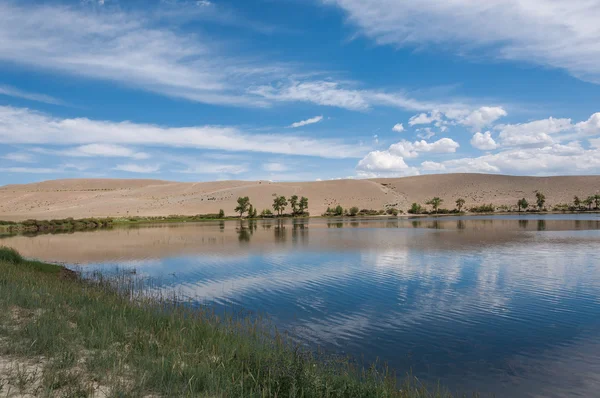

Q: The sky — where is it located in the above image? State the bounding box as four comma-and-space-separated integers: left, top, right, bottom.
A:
1, 0, 600, 185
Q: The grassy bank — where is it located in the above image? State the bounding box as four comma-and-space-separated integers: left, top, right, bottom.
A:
0, 247, 457, 397
1, 218, 113, 234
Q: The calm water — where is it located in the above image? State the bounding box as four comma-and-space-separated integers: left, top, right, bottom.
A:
3, 215, 600, 397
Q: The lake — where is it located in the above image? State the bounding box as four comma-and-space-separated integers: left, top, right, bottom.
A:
3, 214, 600, 397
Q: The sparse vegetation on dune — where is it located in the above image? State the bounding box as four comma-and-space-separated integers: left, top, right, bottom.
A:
0, 247, 458, 397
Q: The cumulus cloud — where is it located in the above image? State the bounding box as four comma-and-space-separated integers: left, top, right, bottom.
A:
356, 137, 459, 177
419, 144, 600, 175
356, 150, 418, 177
470, 131, 497, 150
496, 117, 572, 147
392, 123, 404, 132
289, 115, 323, 128
409, 111, 442, 126
408, 106, 507, 131
323, 0, 600, 83
389, 138, 460, 158
0, 106, 366, 159
458, 107, 507, 130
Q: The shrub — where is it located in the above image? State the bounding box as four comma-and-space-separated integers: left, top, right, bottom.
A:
349, 206, 359, 216
386, 208, 399, 216
469, 204, 495, 213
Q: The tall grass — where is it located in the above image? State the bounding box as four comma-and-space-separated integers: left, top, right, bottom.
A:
0, 247, 463, 397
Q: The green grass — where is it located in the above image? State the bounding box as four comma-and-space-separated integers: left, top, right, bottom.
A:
0, 247, 464, 397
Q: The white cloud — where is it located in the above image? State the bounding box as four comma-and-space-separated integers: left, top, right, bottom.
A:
496, 117, 572, 147
324, 0, 600, 84
421, 144, 600, 175
0, 2, 291, 108
52, 144, 150, 160
576, 113, 600, 136
408, 111, 442, 126
356, 150, 418, 177
0, 106, 367, 159
471, 131, 497, 150
250, 81, 370, 111
250, 80, 480, 113
176, 163, 248, 175
0, 85, 64, 105
263, 162, 287, 172
416, 128, 435, 140
590, 138, 600, 149
113, 164, 160, 173
458, 106, 507, 130
407, 106, 507, 131
289, 115, 323, 128
389, 138, 460, 158
2, 152, 35, 163
356, 137, 458, 177
392, 123, 404, 132
420, 161, 446, 172
0, 166, 62, 174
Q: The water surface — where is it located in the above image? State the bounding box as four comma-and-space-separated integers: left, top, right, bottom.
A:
3, 215, 600, 397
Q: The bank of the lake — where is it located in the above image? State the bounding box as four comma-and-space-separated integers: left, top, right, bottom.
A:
0, 247, 456, 397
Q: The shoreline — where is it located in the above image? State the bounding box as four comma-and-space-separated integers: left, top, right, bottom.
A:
0, 246, 455, 397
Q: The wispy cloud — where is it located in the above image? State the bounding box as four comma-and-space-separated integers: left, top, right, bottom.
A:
0, 2, 289, 108
289, 115, 323, 128
2, 152, 35, 163
0, 106, 368, 159
0, 85, 64, 105
324, 0, 600, 84
113, 164, 161, 173
33, 144, 150, 160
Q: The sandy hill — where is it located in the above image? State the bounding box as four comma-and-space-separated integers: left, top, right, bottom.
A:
0, 174, 599, 221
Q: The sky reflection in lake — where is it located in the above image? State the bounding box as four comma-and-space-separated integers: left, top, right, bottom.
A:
3, 215, 600, 397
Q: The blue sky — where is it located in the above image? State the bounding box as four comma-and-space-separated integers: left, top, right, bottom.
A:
1, 0, 600, 185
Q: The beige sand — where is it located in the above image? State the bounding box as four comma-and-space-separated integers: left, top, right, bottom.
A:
1, 174, 599, 221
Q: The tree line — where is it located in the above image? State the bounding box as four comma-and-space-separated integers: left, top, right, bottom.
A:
233, 194, 309, 218
407, 191, 600, 214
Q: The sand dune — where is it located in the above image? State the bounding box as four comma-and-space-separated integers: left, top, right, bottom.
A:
1, 174, 599, 221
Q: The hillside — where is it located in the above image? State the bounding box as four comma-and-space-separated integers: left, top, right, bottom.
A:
1, 174, 599, 221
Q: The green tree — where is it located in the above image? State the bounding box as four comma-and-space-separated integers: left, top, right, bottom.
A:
573, 196, 581, 210
517, 198, 529, 212
299, 196, 308, 215
455, 198, 466, 212
535, 192, 546, 210
247, 205, 257, 219
426, 197, 443, 213
334, 205, 344, 216
234, 197, 250, 218
349, 206, 359, 216
272, 195, 288, 216
583, 196, 594, 210
289, 195, 299, 215
218, 209, 225, 218
261, 209, 273, 217
408, 203, 422, 214
594, 194, 600, 210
